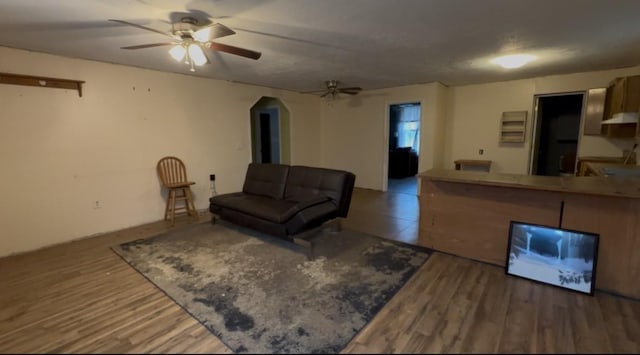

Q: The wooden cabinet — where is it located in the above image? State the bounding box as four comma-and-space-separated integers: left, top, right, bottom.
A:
602, 75, 640, 138
604, 75, 640, 119
578, 162, 599, 176
582, 87, 607, 136
582, 76, 640, 138
576, 156, 629, 176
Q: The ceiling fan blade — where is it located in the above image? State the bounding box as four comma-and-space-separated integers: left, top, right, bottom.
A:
302, 89, 328, 94
205, 42, 262, 60
339, 90, 360, 95
338, 87, 362, 92
193, 23, 236, 42
120, 42, 176, 50
109, 19, 174, 39
320, 91, 331, 98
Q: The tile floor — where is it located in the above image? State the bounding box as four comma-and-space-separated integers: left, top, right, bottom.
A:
387, 176, 418, 195
343, 178, 419, 245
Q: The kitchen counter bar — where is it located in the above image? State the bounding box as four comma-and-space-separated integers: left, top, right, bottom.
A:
420, 168, 640, 198
419, 168, 640, 299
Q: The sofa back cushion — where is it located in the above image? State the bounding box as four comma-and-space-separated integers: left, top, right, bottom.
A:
284, 165, 356, 217
242, 163, 289, 199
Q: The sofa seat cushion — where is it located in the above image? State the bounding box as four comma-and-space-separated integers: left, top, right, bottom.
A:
211, 193, 332, 224
285, 201, 341, 235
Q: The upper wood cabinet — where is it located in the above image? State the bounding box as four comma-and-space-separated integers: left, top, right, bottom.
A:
601, 75, 640, 138
603, 75, 640, 119
583, 87, 607, 136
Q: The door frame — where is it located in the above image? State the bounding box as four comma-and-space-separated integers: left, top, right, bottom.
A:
528, 91, 586, 175
382, 100, 422, 192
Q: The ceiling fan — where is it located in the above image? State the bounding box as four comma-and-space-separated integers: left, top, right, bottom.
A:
307, 80, 363, 99
108, 17, 261, 72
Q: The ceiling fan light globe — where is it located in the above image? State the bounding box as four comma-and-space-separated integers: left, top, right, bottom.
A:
169, 45, 186, 62
188, 44, 207, 66
193, 27, 212, 42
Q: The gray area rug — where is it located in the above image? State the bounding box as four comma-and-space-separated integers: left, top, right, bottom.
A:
112, 221, 430, 354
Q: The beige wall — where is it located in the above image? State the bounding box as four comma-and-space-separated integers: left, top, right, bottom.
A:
431, 82, 449, 170
319, 83, 446, 190
0, 46, 321, 257
444, 79, 536, 173
4, 44, 640, 257
318, 66, 640, 188
444, 66, 640, 174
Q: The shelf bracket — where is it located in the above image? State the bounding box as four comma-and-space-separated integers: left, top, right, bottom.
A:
0, 72, 85, 97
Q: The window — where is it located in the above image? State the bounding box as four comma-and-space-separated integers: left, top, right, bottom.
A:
396, 104, 420, 152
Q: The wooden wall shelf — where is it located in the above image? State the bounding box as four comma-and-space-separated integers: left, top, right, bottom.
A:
0, 72, 85, 97
454, 159, 492, 172
499, 111, 527, 143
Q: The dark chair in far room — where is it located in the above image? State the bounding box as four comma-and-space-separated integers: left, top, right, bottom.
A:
559, 152, 577, 176
388, 147, 419, 178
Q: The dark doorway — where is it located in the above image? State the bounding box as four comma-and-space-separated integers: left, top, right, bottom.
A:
250, 97, 289, 164
259, 113, 272, 163
531, 93, 584, 176
250, 104, 281, 164
387, 102, 421, 195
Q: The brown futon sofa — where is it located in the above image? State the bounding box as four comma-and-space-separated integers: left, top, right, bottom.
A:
209, 163, 356, 240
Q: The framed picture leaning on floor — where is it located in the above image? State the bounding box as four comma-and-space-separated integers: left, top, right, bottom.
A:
505, 220, 599, 295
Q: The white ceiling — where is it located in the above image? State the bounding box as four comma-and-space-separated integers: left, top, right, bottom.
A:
2, 0, 640, 93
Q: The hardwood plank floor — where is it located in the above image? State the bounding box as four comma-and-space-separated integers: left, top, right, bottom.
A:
1, 187, 639, 354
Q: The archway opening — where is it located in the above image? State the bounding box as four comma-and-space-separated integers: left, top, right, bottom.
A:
250, 97, 291, 164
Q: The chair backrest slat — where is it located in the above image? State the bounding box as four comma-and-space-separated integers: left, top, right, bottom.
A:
157, 156, 189, 187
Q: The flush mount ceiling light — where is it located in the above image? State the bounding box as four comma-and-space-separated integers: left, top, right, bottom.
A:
491, 54, 537, 69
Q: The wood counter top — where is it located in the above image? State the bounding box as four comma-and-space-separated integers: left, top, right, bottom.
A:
578, 156, 628, 163
419, 168, 640, 198
583, 161, 640, 176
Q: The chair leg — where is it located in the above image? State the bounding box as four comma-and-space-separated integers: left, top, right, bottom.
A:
163, 187, 198, 225
164, 191, 170, 221
186, 187, 198, 220
170, 189, 177, 226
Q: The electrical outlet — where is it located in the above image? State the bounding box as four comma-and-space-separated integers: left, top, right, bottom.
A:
94, 200, 102, 209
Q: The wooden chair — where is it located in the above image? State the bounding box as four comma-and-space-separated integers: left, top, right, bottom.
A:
156, 156, 198, 225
